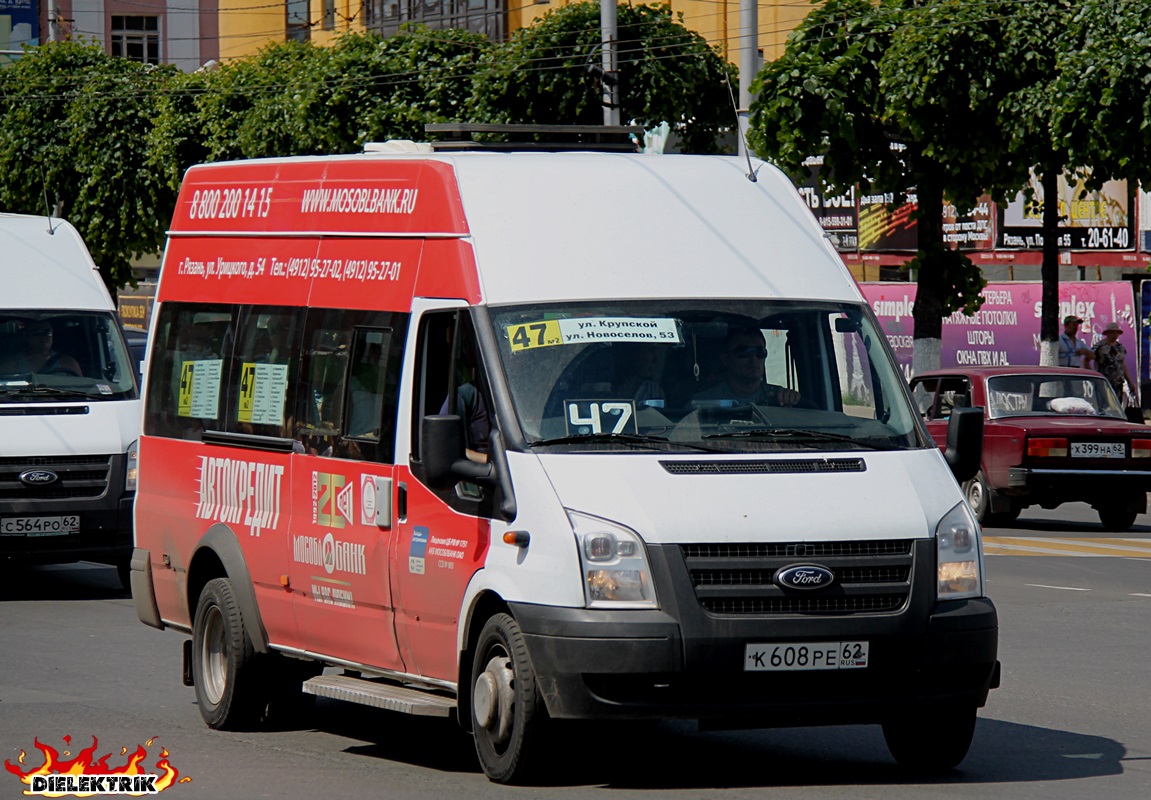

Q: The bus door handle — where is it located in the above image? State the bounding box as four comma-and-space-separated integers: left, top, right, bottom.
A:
397, 482, 407, 522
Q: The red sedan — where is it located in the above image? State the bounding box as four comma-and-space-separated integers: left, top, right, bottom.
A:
910, 366, 1151, 530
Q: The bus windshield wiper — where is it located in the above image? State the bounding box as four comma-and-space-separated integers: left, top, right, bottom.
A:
0, 383, 98, 399
528, 433, 725, 453
530, 433, 671, 448
702, 428, 895, 450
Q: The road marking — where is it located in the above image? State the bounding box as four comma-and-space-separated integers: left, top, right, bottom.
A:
984, 536, 1151, 558
1130, 593, 1151, 598
1025, 584, 1090, 592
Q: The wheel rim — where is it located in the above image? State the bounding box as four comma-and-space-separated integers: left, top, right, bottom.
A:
199, 604, 228, 705
473, 652, 515, 749
965, 478, 985, 515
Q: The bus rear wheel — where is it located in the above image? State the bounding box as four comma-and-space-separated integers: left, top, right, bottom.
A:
192, 577, 265, 730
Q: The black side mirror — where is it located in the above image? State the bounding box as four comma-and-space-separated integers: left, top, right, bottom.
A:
944, 407, 983, 483
422, 414, 494, 489
421, 415, 517, 521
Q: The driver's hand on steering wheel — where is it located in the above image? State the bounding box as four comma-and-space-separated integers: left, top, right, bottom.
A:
774, 387, 801, 407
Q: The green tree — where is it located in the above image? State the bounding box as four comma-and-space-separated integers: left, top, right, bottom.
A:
992, 0, 1079, 366
470, 2, 737, 153
749, 0, 1000, 374
0, 41, 176, 293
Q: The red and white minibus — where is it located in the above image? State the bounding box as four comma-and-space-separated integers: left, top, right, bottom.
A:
132, 142, 997, 783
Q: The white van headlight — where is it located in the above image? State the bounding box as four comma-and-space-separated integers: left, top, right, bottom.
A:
936, 501, 982, 600
125, 440, 139, 492
567, 510, 657, 609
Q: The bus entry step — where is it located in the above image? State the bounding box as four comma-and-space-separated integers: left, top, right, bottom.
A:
303, 674, 456, 717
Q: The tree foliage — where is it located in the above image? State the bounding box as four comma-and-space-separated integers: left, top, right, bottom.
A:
0, 41, 177, 292
748, 0, 1119, 371
2, 10, 735, 293
470, 2, 737, 153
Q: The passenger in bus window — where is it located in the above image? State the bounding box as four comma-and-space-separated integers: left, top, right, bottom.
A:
0, 322, 82, 376
693, 326, 800, 407
440, 328, 490, 463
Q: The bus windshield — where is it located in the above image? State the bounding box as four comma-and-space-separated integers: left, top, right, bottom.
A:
0, 312, 138, 401
487, 299, 923, 454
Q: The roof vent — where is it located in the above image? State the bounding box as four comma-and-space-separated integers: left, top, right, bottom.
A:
364, 140, 435, 155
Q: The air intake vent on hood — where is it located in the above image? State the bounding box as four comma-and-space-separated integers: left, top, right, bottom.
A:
0, 405, 90, 416
659, 458, 865, 475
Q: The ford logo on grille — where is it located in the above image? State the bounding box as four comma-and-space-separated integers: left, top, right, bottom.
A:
775, 564, 835, 590
18, 469, 59, 486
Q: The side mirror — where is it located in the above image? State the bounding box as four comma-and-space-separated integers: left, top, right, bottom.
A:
944, 407, 983, 483
422, 414, 494, 489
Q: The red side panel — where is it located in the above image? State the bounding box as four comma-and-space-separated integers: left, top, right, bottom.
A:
137, 436, 300, 649
286, 454, 404, 673
392, 465, 490, 681
414, 238, 483, 305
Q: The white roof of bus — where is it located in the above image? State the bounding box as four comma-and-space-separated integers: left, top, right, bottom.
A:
441, 152, 862, 306
0, 214, 113, 311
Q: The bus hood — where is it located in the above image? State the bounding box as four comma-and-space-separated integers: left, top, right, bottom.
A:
1, 400, 142, 456
534, 448, 963, 544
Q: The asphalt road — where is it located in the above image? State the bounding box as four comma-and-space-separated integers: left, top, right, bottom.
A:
2, 502, 1149, 799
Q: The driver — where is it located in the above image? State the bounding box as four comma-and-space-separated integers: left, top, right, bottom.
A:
693, 326, 799, 407
0, 322, 82, 376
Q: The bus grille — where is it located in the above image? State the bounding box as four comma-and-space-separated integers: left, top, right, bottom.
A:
682, 539, 914, 616
0, 455, 113, 500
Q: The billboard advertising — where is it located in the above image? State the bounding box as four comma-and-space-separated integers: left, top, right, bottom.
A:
997, 173, 1133, 251
796, 158, 858, 253
862, 281, 1138, 380
0, 0, 38, 49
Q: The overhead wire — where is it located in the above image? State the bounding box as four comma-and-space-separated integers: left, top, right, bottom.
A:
6, 0, 1073, 102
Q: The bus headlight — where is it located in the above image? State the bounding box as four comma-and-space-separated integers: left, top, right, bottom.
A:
936, 501, 982, 600
125, 440, 139, 493
568, 510, 657, 609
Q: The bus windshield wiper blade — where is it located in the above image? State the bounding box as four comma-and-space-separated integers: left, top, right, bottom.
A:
529, 433, 671, 448
0, 384, 95, 399
528, 433, 727, 453
702, 428, 894, 450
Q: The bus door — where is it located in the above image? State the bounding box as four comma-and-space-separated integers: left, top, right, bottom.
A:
287, 309, 408, 673
393, 307, 494, 682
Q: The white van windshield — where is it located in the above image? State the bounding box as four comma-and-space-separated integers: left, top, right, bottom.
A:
0, 312, 138, 401
489, 300, 923, 453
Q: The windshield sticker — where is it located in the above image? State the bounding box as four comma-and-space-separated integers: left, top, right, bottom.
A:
565, 400, 638, 435
507, 317, 681, 352
237, 362, 289, 425
178, 359, 223, 419
96, 383, 113, 395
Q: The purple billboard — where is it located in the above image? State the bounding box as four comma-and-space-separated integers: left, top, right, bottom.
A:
861, 282, 1139, 380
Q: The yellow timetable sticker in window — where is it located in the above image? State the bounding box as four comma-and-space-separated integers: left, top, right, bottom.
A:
507, 320, 564, 352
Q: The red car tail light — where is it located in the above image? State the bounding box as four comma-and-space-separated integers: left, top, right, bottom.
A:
1132, 440, 1151, 458
1027, 437, 1068, 458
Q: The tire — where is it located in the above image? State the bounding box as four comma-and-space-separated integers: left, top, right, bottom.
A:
191, 577, 266, 730
470, 613, 547, 784
1098, 506, 1138, 532
883, 704, 977, 773
962, 471, 993, 524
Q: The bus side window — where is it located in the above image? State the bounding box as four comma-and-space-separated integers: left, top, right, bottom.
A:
292, 309, 407, 462
144, 302, 235, 441
225, 306, 302, 439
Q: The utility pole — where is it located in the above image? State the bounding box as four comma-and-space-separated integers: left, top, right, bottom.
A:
48, 0, 60, 42
737, 0, 758, 157
600, 0, 619, 126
